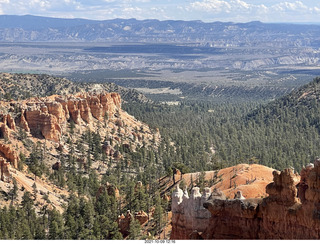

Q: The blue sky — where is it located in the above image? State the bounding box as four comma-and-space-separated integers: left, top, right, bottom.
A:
0, 0, 320, 23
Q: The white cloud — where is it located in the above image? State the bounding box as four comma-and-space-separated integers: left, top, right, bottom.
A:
191, 0, 231, 13
188, 0, 320, 22
0, 0, 319, 23
190, 0, 269, 15
122, 6, 142, 15
272, 1, 308, 12
0, 0, 83, 16
314, 7, 320, 13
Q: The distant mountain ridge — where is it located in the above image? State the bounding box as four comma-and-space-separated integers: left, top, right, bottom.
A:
1, 15, 320, 47
0, 15, 100, 30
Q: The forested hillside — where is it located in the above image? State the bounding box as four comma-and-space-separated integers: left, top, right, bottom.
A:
125, 77, 320, 172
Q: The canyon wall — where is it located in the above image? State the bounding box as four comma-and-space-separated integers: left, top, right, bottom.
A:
0, 91, 160, 183
0, 92, 122, 142
22, 92, 122, 142
171, 160, 320, 239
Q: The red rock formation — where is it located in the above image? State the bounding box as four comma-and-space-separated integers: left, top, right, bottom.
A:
45, 101, 66, 124
117, 210, 148, 238
0, 92, 124, 142
0, 122, 10, 138
0, 143, 19, 168
0, 114, 15, 138
0, 92, 160, 173
0, 157, 11, 182
67, 98, 82, 124
117, 210, 133, 238
20, 110, 30, 132
170, 160, 320, 240
25, 109, 61, 142
100, 92, 122, 118
4, 114, 16, 130
135, 210, 148, 225
79, 99, 92, 124
265, 168, 300, 205
96, 182, 120, 199
298, 163, 314, 203
86, 94, 103, 120
54, 97, 70, 120
78, 92, 121, 121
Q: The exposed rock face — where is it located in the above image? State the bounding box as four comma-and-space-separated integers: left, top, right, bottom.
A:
79, 92, 121, 121
22, 92, 120, 142
0, 92, 125, 142
164, 164, 275, 201
170, 184, 212, 239
0, 142, 19, 182
135, 210, 148, 225
117, 210, 149, 238
0, 157, 11, 182
20, 110, 30, 132
0, 143, 19, 169
265, 168, 300, 206
0, 114, 16, 138
0, 122, 10, 139
0, 114, 17, 180
202, 198, 262, 239
171, 160, 320, 240
25, 108, 62, 142
298, 163, 314, 203
96, 182, 120, 199
117, 210, 134, 238
3, 114, 16, 131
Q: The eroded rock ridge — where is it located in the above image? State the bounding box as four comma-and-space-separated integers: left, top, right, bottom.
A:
0, 91, 160, 182
171, 160, 320, 239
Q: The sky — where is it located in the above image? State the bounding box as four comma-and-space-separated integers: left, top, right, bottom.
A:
0, 0, 320, 23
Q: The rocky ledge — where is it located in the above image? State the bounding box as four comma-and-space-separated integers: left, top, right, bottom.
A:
171, 160, 320, 239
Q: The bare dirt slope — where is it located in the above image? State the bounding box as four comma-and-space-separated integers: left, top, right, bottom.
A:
161, 164, 276, 199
